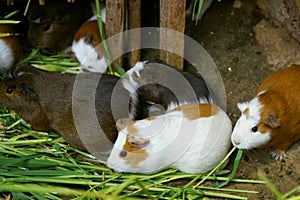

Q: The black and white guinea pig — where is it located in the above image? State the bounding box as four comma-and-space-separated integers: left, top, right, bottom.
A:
71, 8, 107, 73
107, 103, 232, 174
231, 65, 300, 160
123, 61, 213, 119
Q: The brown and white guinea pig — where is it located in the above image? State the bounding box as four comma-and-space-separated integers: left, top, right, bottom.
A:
231, 65, 300, 160
71, 8, 107, 73
123, 61, 213, 119
107, 103, 232, 174
0, 17, 23, 70
27, 0, 92, 53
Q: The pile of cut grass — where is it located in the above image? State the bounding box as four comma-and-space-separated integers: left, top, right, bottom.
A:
0, 104, 264, 200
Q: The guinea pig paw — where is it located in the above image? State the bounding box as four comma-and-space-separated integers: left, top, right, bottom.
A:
271, 150, 287, 161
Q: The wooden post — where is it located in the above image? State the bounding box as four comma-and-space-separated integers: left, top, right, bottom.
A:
128, 0, 141, 67
106, 0, 125, 68
160, 0, 186, 70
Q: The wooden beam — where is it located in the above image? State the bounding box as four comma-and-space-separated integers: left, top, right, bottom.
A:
128, 0, 141, 67
106, 0, 125, 68
160, 0, 186, 70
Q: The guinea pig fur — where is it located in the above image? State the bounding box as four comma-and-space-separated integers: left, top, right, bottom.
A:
71, 8, 106, 73
107, 103, 232, 174
123, 61, 213, 119
0, 63, 122, 159
0, 20, 23, 70
231, 65, 300, 160
27, 0, 92, 53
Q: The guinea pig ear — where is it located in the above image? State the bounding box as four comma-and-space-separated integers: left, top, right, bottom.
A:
84, 34, 94, 46
263, 113, 281, 128
237, 102, 248, 112
116, 118, 133, 131
17, 84, 37, 97
128, 134, 150, 148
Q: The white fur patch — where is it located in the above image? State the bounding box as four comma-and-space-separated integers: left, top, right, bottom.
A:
0, 40, 14, 70
165, 99, 210, 112
89, 5, 106, 22
131, 61, 147, 76
125, 61, 148, 88
71, 38, 107, 73
257, 90, 266, 96
121, 79, 139, 119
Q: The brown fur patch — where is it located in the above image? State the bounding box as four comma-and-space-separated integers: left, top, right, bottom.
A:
243, 108, 249, 118
257, 122, 269, 134
0, 23, 23, 62
117, 119, 137, 134
256, 65, 300, 152
121, 135, 149, 167
174, 104, 220, 120
73, 20, 105, 56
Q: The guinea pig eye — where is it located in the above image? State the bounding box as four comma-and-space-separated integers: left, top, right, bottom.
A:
251, 126, 258, 132
43, 24, 51, 32
6, 88, 13, 95
119, 150, 128, 158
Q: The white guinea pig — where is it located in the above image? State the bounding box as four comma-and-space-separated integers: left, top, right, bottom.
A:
0, 19, 22, 70
71, 8, 106, 73
107, 103, 232, 174
231, 65, 300, 160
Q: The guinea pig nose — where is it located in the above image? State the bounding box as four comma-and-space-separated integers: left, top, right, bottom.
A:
233, 140, 240, 146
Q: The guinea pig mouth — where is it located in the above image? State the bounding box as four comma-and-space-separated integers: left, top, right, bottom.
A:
232, 139, 256, 149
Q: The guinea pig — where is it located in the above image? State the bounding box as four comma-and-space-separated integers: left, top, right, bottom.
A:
123, 61, 213, 119
231, 65, 300, 160
0, 18, 23, 70
0, 63, 127, 160
107, 103, 232, 174
27, 0, 92, 53
71, 8, 107, 73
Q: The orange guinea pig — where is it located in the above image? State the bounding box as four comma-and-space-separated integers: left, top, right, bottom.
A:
0, 17, 22, 70
231, 65, 300, 160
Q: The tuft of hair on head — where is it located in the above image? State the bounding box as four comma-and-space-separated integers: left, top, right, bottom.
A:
165, 99, 210, 112
237, 102, 249, 113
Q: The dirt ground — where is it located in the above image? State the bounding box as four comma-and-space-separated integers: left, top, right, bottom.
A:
182, 0, 300, 199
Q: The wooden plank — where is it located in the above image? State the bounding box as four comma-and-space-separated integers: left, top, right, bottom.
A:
106, 0, 125, 68
128, 0, 141, 67
160, 0, 186, 70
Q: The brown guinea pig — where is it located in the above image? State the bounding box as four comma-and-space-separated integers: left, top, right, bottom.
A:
0, 17, 23, 70
27, 0, 92, 53
0, 63, 130, 161
231, 65, 300, 160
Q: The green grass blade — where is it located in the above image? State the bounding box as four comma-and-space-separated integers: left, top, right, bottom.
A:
217, 148, 244, 188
